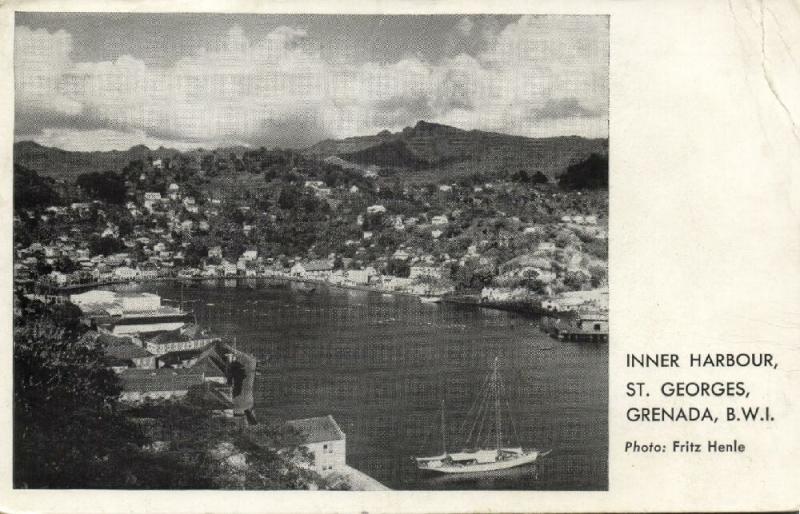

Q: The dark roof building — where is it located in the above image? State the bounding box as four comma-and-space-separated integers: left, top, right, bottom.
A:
119, 368, 205, 394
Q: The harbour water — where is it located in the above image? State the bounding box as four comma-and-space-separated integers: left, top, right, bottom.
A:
118, 279, 608, 490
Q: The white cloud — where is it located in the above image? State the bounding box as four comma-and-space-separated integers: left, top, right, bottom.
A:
456, 17, 475, 36
15, 16, 608, 151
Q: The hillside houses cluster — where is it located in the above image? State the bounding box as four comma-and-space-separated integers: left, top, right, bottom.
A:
15, 160, 608, 307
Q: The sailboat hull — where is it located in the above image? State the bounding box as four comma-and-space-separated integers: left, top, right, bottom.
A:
416, 450, 545, 474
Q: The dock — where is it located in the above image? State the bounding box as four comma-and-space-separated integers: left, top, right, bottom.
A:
339, 465, 391, 491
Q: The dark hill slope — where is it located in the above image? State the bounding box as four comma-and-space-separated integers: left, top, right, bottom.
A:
13, 141, 183, 181
304, 120, 607, 179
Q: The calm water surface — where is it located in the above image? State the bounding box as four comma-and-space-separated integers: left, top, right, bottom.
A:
121, 279, 607, 490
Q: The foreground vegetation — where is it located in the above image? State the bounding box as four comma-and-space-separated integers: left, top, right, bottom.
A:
13, 295, 341, 489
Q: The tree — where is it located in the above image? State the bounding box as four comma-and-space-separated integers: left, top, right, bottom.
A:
76, 171, 128, 204
14, 164, 60, 210
14, 299, 329, 489
559, 154, 608, 190
89, 235, 125, 256
14, 302, 141, 488
277, 185, 302, 210
531, 171, 549, 185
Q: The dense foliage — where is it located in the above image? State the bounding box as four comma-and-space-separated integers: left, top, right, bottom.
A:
13, 296, 333, 489
14, 164, 61, 210
559, 153, 608, 190
76, 171, 128, 204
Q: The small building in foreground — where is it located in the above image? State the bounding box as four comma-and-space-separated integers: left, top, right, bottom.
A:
118, 368, 205, 402
287, 415, 346, 474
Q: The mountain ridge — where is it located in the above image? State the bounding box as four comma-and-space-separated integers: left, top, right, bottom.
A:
304, 120, 608, 179
14, 121, 608, 181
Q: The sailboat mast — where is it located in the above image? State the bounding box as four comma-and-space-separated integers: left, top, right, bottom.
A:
494, 357, 501, 453
441, 399, 447, 454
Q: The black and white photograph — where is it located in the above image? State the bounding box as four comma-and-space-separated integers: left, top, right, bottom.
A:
12, 13, 609, 491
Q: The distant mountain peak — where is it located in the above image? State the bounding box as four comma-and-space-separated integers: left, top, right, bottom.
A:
414, 120, 450, 130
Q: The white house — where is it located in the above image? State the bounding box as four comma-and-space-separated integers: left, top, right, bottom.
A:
113, 266, 139, 281
48, 271, 68, 286
345, 267, 377, 285
242, 249, 258, 261
302, 259, 334, 279
431, 215, 449, 226
366, 204, 386, 214
392, 249, 411, 261
287, 415, 346, 474
221, 260, 238, 276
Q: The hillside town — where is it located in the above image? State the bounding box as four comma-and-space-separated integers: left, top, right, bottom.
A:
14, 144, 608, 315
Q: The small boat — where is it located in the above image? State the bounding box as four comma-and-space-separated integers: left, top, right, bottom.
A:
292, 282, 317, 293
419, 295, 442, 304
414, 357, 549, 474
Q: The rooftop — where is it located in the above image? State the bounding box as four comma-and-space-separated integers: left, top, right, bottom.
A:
287, 415, 345, 444
303, 259, 334, 272
119, 368, 204, 393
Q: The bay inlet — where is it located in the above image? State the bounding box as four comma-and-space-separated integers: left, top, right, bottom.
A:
118, 279, 608, 490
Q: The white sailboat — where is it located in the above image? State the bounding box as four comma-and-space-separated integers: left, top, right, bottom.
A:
414, 357, 549, 474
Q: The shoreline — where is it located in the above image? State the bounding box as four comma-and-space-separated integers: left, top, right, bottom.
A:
38, 274, 556, 317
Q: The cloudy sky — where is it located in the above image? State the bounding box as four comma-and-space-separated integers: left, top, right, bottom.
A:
15, 14, 608, 151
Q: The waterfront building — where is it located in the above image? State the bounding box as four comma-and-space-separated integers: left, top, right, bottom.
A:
118, 368, 205, 402
221, 260, 238, 276
118, 292, 161, 312
70, 289, 118, 311
113, 266, 139, 280
145, 327, 218, 356
345, 267, 377, 285
287, 415, 346, 474
82, 331, 156, 372
293, 259, 334, 279
72, 291, 190, 335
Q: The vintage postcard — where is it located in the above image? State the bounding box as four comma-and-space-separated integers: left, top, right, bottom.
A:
0, 1, 797, 513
